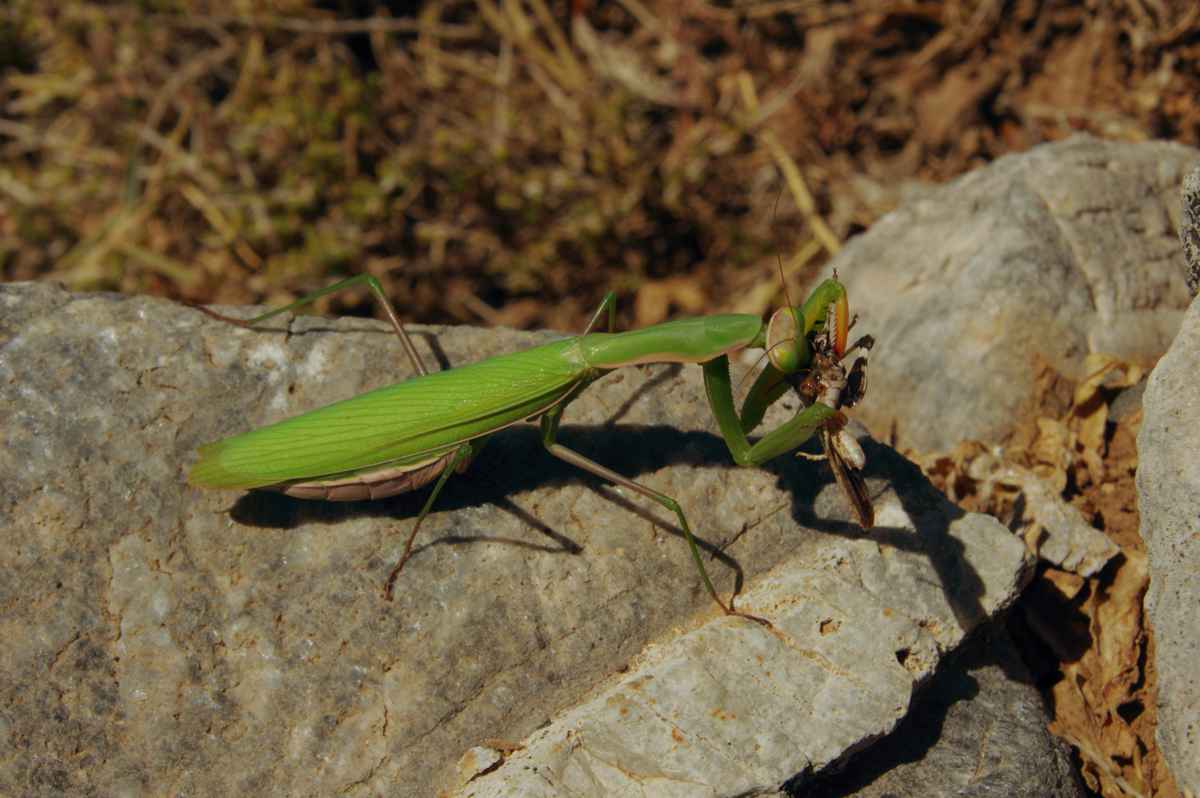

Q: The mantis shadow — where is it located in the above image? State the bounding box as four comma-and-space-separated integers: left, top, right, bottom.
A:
227, 423, 767, 595
859, 439, 989, 634
224, 421, 990, 629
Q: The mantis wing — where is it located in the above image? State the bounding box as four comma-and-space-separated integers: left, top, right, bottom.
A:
190, 338, 586, 490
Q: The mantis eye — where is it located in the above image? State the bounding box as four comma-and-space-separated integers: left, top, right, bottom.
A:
766, 306, 807, 374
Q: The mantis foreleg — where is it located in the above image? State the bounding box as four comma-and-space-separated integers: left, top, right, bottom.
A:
738, 362, 790, 433
733, 277, 847, 435
703, 355, 837, 467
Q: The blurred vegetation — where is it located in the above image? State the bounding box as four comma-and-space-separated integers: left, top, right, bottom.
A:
2, 1, 1199, 333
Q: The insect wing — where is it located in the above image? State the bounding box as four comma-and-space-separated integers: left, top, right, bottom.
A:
823, 427, 874, 529
842, 356, 868, 408
190, 338, 584, 490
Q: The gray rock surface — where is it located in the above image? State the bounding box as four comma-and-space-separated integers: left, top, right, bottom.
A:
995, 467, 1119, 577
803, 626, 1085, 798
834, 135, 1195, 453
1137, 294, 1200, 795
451, 505, 1030, 796
0, 283, 1032, 797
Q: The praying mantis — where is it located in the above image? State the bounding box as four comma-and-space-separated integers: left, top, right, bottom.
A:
189, 273, 874, 624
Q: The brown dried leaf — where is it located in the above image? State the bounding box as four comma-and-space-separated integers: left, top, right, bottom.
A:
1031, 417, 1073, 491
909, 440, 991, 505
917, 329, 1173, 797
1049, 550, 1153, 796
1070, 354, 1145, 486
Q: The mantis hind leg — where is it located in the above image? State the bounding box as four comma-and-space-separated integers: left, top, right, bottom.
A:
538, 406, 770, 626
192, 273, 430, 377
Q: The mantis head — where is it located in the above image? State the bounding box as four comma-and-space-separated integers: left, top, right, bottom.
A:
764, 277, 849, 376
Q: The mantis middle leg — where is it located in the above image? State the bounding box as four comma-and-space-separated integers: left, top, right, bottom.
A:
537, 403, 770, 626
384, 290, 618, 596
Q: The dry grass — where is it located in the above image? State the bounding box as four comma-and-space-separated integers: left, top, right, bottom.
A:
4, 1, 1198, 332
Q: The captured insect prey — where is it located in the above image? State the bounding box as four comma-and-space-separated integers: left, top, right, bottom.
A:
782, 290, 876, 530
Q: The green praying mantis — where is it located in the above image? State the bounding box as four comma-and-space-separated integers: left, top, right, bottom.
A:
189, 272, 874, 624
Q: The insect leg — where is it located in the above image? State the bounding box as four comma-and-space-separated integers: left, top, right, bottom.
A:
580, 291, 618, 334
538, 405, 770, 626
703, 355, 836, 467
383, 438, 485, 600
192, 274, 430, 377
